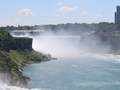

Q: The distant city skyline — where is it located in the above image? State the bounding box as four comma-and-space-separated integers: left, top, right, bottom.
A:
115, 5, 120, 24
0, 0, 120, 26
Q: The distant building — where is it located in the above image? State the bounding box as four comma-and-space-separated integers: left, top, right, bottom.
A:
115, 5, 120, 24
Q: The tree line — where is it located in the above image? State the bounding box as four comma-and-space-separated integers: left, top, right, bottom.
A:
1, 22, 120, 34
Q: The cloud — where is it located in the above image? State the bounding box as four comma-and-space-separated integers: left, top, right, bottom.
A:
96, 14, 102, 16
60, 6, 77, 13
17, 9, 36, 16
81, 11, 88, 15
15, 19, 20, 22
57, 2, 63, 5
55, 15, 60, 17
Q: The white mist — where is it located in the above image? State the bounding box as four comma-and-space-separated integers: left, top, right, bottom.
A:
32, 36, 81, 58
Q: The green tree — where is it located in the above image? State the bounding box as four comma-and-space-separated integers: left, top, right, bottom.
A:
0, 28, 13, 41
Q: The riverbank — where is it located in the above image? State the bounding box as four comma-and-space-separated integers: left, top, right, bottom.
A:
23, 59, 52, 89
0, 28, 52, 89
0, 49, 52, 88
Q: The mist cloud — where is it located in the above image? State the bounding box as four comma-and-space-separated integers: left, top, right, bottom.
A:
32, 33, 80, 58
80, 34, 111, 54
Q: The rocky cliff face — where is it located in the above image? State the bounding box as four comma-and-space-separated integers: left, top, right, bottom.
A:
0, 38, 33, 51
99, 36, 120, 52
80, 34, 120, 53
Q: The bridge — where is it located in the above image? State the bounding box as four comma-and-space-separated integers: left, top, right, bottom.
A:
11, 30, 44, 35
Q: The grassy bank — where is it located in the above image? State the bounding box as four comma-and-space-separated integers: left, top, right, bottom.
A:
0, 49, 51, 88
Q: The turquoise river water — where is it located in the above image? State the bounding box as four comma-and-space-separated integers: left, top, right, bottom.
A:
22, 36, 120, 90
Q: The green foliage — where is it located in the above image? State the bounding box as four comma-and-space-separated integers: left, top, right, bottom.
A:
0, 28, 31, 40
0, 49, 51, 86
0, 28, 13, 41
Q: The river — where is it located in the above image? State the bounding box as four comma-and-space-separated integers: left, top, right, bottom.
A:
21, 36, 120, 90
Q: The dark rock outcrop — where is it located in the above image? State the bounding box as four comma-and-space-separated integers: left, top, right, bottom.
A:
80, 34, 120, 53
99, 36, 120, 52
0, 38, 33, 51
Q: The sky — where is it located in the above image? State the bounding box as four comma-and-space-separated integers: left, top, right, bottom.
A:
0, 0, 120, 26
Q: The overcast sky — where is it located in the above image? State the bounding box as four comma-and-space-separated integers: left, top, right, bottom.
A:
0, 0, 120, 26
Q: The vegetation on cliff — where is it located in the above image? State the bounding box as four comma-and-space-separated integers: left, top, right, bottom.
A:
0, 28, 51, 87
0, 28, 33, 51
0, 49, 51, 87
0, 50, 51, 87
0, 28, 13, 41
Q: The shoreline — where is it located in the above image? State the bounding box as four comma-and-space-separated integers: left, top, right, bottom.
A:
0, 49, 53, 89
22, 57, 56, 89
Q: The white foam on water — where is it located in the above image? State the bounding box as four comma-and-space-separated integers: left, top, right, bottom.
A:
74, 81, 120, 87
87, 53, 120, 62
78, 52, 120, 61
0, 83, 51, 90
0, 83, 28, 90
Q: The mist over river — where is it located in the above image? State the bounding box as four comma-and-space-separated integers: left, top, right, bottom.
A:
22, 35, 120, 90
